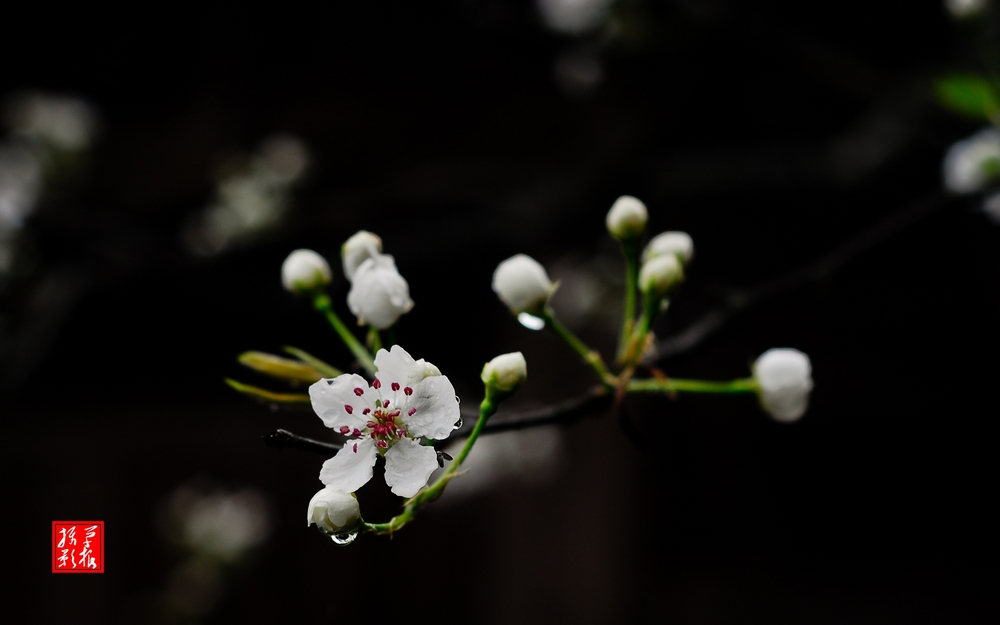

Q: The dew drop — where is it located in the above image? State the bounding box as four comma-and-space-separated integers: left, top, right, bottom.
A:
517, 312, 545, 330
453, 417, 464, 430
454, 396, 461, 404
329, 531, 358, 546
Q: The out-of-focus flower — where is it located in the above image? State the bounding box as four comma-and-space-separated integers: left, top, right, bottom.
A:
307, 486, 361, 534
643, 231, 694, 266
4, 92, 99, 152
638, 253, 684, 298
346, 253, 413, 329
309, 345, 460, 498
342, 230, 383, 281
493, 254, 554, 315
481, 352, 527, 396
0, 143, 43, 232
754, 348, 813, 422
281, 249, 332, 294
606, 195, 648, 240
983, 191, 1000, 223
942, 128, 1000, 193
944, 0, 987, 19
537, 0, 615, 35
164, 485, 272, 562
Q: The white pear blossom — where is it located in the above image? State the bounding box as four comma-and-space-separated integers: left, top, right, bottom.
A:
347, 253, 414, 329
639, 253, 684, 297
605, 195, 648, 240
481, 352, 527, 394
281, 249, 332, 294
643, 231, 694, 265
307, 486, 361, 534
309, 345, 460, 498
942, 128, 1000, 194
342, 230, 383, 281
492, 254, 554, 314
754, 348, 813, 422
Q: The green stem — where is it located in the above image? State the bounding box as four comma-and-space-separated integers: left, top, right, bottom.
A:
540, 307, 617, 387
312, 294, 376, 376
617, 242, 639, 361
361, 396, 499, 535
627, 377, 758, 394
368, 327, 383, 354
620, 292, 661, 368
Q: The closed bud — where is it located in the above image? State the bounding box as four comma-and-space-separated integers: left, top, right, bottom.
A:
753, 348, 813, 422
638, 253, 684, 298
942, 128, 1000, 194
605, 196, 648, 240
492, 254, 554, 315
347, 253, 414, 329
282, 249, 332, 295
643, 231, 694, 265
481, 352, 527, 396
307, 486, 361, 535
342, 231, 383, 281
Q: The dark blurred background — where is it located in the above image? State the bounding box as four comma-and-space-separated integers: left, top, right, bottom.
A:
4, 1, 1000, 623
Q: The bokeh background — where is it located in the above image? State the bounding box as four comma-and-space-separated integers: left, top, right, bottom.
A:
4, 1, 1000, 623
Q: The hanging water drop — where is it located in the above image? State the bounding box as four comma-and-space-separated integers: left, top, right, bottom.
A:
453, 417, 464, 430
517, 312, 545, 330
329, 531, 358, 546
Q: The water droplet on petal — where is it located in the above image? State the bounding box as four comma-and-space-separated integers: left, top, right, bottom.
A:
455, 396, 461, 404
329, 531, 358, 546
517, 312, 545, 330
453, 417, 464, 430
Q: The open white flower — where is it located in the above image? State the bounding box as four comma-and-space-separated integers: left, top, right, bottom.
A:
309, 345, 460, 498
342, 230, 383, 281
307, 486, 360, 534
492, 254, 554, 314
942, 128, 1000, 194
754, 348, 813, 422
347, 253, 414, 329
281, 249, 332, 294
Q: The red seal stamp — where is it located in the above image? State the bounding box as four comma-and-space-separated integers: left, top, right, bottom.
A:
52, 521, 104, 573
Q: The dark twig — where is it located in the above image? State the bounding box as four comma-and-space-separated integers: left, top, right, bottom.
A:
648, 190, 955, 362
262, 429, 342, 455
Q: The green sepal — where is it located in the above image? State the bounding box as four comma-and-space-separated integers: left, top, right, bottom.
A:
225, 378, 311, 405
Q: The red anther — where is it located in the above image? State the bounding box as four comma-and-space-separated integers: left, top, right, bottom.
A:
344, 405, 354, 414
352, 443, 358, 453
388, 410, 401, 418
370, 431, 377, 438
373, 378, 381, 389
353, 387, 364, 396
398, 429, 406, 437
407, 408, 416, 416
352, 428, 362, 437
377, 440, 388, 449
362, 408, 371, 415
367, 421, 377, 428
391, 382, 400, 391
383, 400, 390, 408
384, 413, 394, 423
404, 387, 413, 396
339, 425, 350, 434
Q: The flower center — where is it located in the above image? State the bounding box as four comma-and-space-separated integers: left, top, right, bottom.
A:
339, 378, 416, 451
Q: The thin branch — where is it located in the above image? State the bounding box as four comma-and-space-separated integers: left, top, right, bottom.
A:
648, 190, 955, 362
262, 429, 342, 455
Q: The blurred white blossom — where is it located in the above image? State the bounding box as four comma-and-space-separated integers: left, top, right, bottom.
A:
944, 0, 988, 19
163, 484, 272, 562
942, 128, 1000, 194
3, 92, 99, 152
537, 0, 615, 35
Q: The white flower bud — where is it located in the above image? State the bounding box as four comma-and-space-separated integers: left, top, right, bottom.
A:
342, 230, 383, 281
307, 486, 360, 534
754, 348, 813, 422
347, 253, 414, 329
643, 231, 694, 265
638, 253, 684, 298
281, 249, 332, 294
605, 195, 648, 240
492, 254, 554, 314
942, 128, 1000, 194
481, 352, 527, 394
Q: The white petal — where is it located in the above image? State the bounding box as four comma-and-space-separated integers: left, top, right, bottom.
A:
373, 345, 427, 387
307, 486, 360, 532
319, 438, 378, 493
309, 374, 373, 431
401, 375, 461, 440
342, 231, 382, 281
384, 438, 439, 498
347, 254, 414, 330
